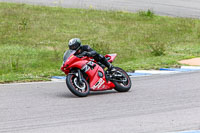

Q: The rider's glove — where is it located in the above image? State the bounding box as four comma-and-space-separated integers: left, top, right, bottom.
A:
81, 51, 91, 57
85, 52, 92, 57
81, 51, 96, 57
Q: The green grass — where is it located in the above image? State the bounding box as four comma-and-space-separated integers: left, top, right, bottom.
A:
0, 2, 200, 83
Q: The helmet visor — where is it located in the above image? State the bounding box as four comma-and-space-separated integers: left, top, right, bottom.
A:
69, 45, 77, 50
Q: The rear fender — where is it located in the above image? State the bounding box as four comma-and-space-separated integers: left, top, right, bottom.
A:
105, 54, 117, 63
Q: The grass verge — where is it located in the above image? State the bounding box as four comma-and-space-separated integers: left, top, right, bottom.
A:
0, 3, 200, 83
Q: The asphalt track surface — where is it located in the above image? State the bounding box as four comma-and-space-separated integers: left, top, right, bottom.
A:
1, 0, 200, 18
1, 71, 200, 133
1, 0, 200, 132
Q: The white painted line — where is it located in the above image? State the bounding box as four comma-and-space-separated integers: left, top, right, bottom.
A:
129, 75, 151, 78
181, 66, 200, 70
51, 79, 65, 82
168, 130, 200, 133
135, 70, 180, 74
0, 81, 58, 86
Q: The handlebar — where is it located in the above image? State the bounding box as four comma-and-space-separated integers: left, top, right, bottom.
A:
76, 55, 84, 58
76, 51, 88, 58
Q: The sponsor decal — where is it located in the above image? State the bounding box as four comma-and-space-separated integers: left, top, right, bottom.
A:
92, 78, 105, 89
81, 64, 90, 72
81, 61, 94, 72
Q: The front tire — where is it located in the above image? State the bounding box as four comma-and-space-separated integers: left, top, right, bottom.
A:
112, 67, 132, 92
66, 74, 90, 97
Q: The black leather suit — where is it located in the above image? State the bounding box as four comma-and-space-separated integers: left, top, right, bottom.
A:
75, 45, 112, 69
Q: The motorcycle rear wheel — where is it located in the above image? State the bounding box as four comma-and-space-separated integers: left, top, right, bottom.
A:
66, 74, 90, 97
112, 67, 132, 92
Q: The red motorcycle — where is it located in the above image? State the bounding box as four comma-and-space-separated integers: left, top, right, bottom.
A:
61, 50, 131, 97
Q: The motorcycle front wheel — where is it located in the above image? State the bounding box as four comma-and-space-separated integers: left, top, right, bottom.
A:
112, 67, 132, 92
66, 74, 90, 97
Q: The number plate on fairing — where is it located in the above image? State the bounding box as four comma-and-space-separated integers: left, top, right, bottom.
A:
92, 78, 105, 90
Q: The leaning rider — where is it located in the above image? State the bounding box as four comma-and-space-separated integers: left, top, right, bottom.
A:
68, 38, 114, 71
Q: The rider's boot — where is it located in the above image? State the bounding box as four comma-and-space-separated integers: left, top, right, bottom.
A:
105, 61, 115, 71
98, 54, 115, 71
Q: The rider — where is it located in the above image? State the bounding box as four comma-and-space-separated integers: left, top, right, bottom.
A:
68, 38, 114, 71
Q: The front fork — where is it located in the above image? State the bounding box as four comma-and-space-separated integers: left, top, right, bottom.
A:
77, 69, 84, 85
68, 69, 84, 85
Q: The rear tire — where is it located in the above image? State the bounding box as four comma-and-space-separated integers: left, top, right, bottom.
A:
66, 74, 90, 97
112, 67, 132, 92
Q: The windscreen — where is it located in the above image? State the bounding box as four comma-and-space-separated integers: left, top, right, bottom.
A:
63, 50, 76, 63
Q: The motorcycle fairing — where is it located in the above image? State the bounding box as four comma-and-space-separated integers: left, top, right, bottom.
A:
61, 50, 115, 91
